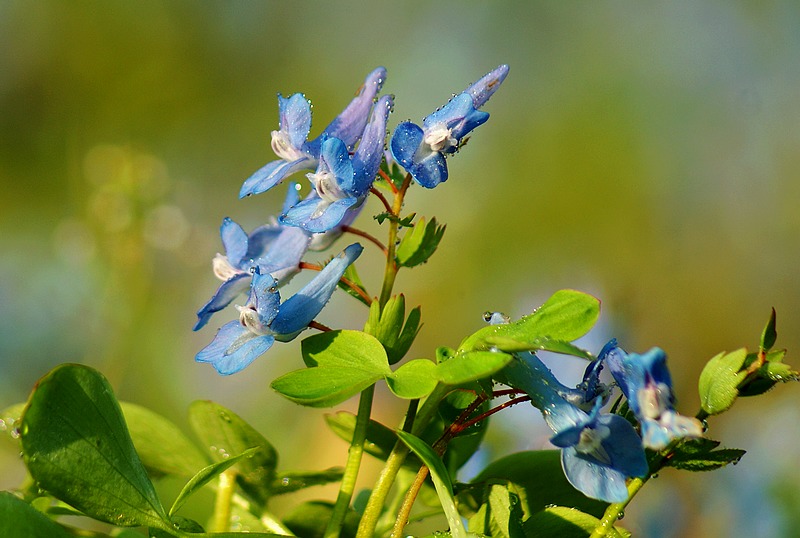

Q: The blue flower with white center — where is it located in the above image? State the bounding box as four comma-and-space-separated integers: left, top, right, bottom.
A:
498, 352, 647, 503
601, 340, 703, 450
390, 64, 509, 189
194, 184, 312, 330
240, 67, 387, 199
279, 95, 393, 233
196, 243, 363, 375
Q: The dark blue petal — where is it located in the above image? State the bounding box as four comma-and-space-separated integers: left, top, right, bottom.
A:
194, 273, 251, 331
410, 152, 448, 189
464, 64, 510, 109
597, 414, 648, 478
220, 218, 249, 266
352, 95, 393, 196
271, 243, 363, 336
390, 121, 424, 170
240, 156, 315, 198
320, 67, 387, 150
278, 93, 312, 149
195, 320, 275, 375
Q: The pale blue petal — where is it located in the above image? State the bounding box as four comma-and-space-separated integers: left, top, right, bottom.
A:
250, 270, 281, 326
281, 181, 302, 214
561, 449, 631, 503
424, 93, 489, 145
464, 64, 510, 108
278, 93, 312, 149
220, 218, 249, 266
240, 156, 315, 198
255, 226, 311, 276
318, 137, 355, 192
194, 273, 251, 331
321, 67, 387, 150
280, 195, 358, 233
195, 320, 275, 375
245, 225, 282, 261
271, 243, 363, 336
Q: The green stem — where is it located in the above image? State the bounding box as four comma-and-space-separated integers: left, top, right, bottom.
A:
589, 477, 646, 538
378, 174, 412, 308
357, 383, 450, 537
211, 470, 236, 532
324, 385, 375, 538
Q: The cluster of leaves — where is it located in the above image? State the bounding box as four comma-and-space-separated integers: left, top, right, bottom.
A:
2, 290, 798, 537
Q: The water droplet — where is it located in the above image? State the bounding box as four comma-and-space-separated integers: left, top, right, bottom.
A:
651, 473, 659, 479
701, 419, 709, 433
10, 428, 20, 439
282, 477, 290, 486
617, 510, 625, 520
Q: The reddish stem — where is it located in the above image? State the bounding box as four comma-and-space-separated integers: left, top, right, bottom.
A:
342, 225, 388, 255
370, 186, 393, 214
378, 168, 399, 195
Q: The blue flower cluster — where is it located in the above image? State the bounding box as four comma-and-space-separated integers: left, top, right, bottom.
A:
492, 318, 702, 502
195, 66, 509, 374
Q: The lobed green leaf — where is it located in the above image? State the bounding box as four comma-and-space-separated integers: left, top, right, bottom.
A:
395, 216, 446, 268
698, 348, 748, 415
664, 438, 746, 472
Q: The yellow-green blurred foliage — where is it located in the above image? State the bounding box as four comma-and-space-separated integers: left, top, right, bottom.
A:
1, 2, 799, 536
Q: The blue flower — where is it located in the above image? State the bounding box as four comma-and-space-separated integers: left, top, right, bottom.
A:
279, 95, 393, 233
498, 352, 647, 503
601, 340, 703, 450
240, 67, 388, 198
194, 184, 312, 330
390, 64, 509, 188
196, 243, 363, 375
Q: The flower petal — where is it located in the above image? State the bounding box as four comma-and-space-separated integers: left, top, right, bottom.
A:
194, 273, 252, 331
320, 67, 387, 150
561, 448, 631, 503
271, 242, 363, 336
280, 195, 358, 233
351, 94, 393, 195
249, 270, 281, 327
390, 122, 449, 189
464, 64, 510, 109
220, 218, 249, 266
240, 156, 315, 198
195, 320, 275, 375
278, 93, 312, 149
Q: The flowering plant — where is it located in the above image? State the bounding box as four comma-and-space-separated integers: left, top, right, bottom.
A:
2, 64, 797, 538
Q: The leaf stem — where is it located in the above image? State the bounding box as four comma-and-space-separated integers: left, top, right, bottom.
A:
378, 174, 412, 308
342, 225, 389, 255
324, 385, 375, 538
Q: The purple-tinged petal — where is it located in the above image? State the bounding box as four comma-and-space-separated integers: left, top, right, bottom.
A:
352, 94, 393, 195
245, 224, 282, 261
464, 64, 510, 109
194, 273, 251, 331
220, 218, 249, 266
196, 320, 275, 375
271, 243, 363, 336
240, 156, 315, 198
320, 67, 387, 150
278, 93, 312, 149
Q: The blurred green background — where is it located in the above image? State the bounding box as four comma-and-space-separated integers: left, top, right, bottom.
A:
2, 2, 799, 536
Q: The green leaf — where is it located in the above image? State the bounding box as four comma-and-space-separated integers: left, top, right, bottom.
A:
436, 350, 515, 385
468, 483, 526, 538
364, 294, 422, 364
170, 446, 260, 516
459, 289, 600, 352
760, 308, 778, 352
524, 506, 630, 538
0, 491, 72, 538
395, 216, 446, 267
324, 412, 424, 470
19, 364, 169, 528
272, 330, 391, 407
483, 336, 593, 359
386, 359, 439, 399
739, 349, 799, 397
338, 263, 370, 306
397, 431, 468, 538
187, 401, 278, 506
283, 500, 361, 538
270, 468, 344, 495
664, 438, 746, 471
120, 402, 209, 478
698, 349, 748, 415
468, 451, 607, 518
